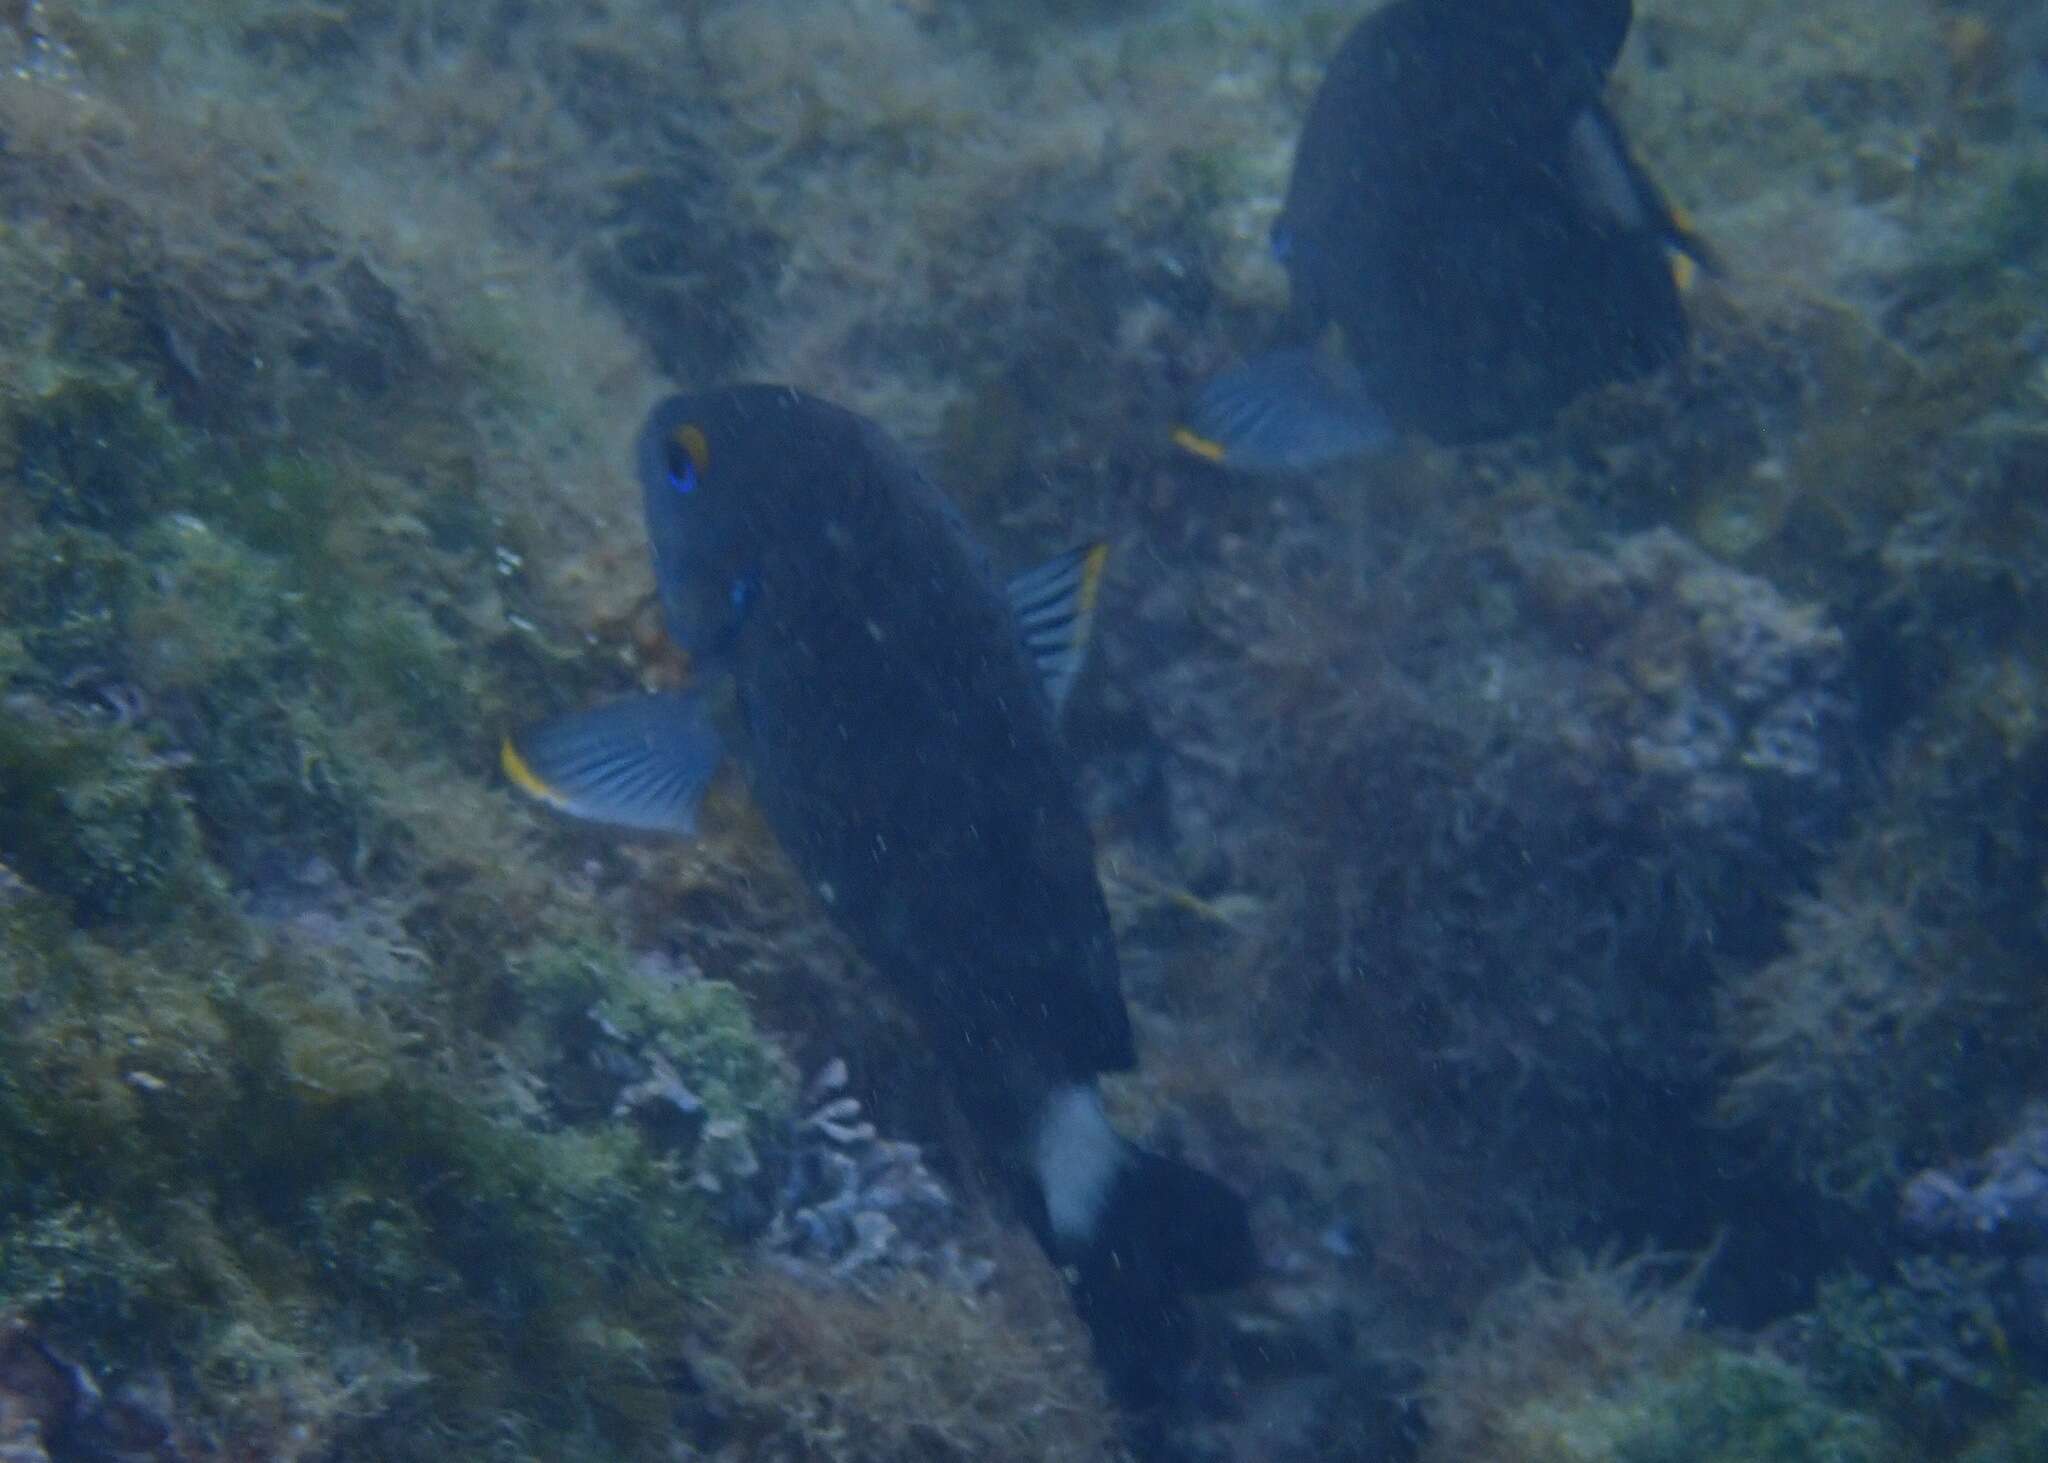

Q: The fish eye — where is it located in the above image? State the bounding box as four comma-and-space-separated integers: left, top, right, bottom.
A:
665, 424, 710, 495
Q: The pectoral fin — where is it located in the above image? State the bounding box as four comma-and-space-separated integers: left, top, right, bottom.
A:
1176, 346, 1395, 473
502, 691, 724, 836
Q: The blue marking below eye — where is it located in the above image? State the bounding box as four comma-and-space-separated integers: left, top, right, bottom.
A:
669, 460, 699, 495
728, 573, 758, 613
1270, 226, 1294, 265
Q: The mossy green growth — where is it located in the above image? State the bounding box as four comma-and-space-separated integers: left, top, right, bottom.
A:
184, 450, 348, 578
1503, 1350, 1901, 1463
0, 699, 214, 925
1715, 683, 2048, 1204
0, 626, 25, 685
1802, 1259, 2021, 1447
122, 504, 375, 880
1, 364, 513, 884
0, 888, 764, 1460
320, 595, 476, 745
6, 366, 191, 532
126, 512, 299, 692
1954, 1388, 2048, 1463
0, 522, 141, 681
1903, 162, 2048, 289
505, 937, 795, 1126
0, 1202, 176, 1331
141, 450, 487, 768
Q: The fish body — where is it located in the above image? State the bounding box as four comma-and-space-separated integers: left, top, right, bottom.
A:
666, 388, 1132, 1103
1182, 0, 1712, 468
508, 386, 1254, 1399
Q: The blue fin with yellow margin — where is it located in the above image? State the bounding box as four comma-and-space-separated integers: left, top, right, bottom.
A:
502, 691, 723, 836
1006, 543, 1109, 717
1174, 347, 1395, 473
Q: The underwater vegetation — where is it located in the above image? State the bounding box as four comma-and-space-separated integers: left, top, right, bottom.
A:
1, 0, 2046, 1457
1418, 1248, 2048, 1463
0, 876, 756, 1457
0, 356, 1087, 1456
1904, 1108, 2048, 1256
1143, 503, 1856, 1339
1420, 1251, 1897, 1463
702, 1264, 1122, 1461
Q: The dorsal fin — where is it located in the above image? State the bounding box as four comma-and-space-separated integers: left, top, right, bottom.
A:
1006, 543, 1109, 717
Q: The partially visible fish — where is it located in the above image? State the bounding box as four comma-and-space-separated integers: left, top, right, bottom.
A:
1179, 0, 1716, 470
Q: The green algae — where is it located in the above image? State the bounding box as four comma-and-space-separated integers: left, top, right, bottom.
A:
1508, 1351, 1900, 1463
0, 341, 815, 1456
1803, 1259, 2022, 1448
0, 2, 1161, 1452
1418, 1251, 1905, 1463
1955, 1390, 2048, 1463
1, 522, 140, 681
0, 881, 767, 1458
504, 938, 792, 1126
1462, 1270, 2042, 1463
1716, 678, 2048, 1204
0, 251, 786, 1463
0, 704, 212, 926
8, 368, 191, 533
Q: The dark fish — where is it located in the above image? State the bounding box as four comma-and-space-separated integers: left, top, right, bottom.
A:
505, 386, 1256, 1398
1178, 0, 1716, 469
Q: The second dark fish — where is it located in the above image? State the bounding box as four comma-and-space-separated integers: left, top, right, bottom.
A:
1178, 0, 1715, 469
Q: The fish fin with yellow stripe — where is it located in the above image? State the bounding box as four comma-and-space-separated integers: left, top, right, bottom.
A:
1662, 198, 1723, 289
502, 691, 724, 836
1007, 542, 1110, 718
1566, 101, 1722, 288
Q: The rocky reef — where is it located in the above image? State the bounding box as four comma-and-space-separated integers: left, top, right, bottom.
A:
1, 0, 2045, 1458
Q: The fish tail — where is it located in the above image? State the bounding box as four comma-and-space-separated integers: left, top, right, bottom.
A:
1028, 1085, 1256, 1402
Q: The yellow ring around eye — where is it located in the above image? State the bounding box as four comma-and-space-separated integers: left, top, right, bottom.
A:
671, 423, 710, 472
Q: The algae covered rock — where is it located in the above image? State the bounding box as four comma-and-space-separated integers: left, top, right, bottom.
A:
0, 702, 209, 927
1503, 1350, 1898, 1463
1716, 688, 2048, 1206
0, 881, 797, 1459
1418, 1252, 1898, 1463
1514, 525, 1851, 841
